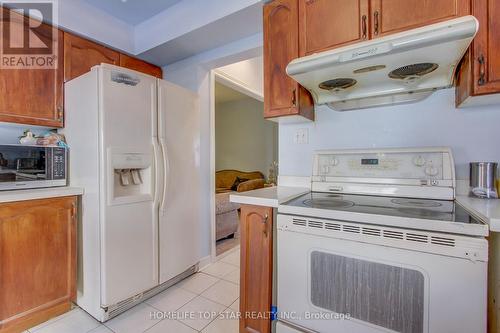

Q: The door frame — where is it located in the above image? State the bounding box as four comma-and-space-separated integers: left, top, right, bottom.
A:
209, 69, 265, 262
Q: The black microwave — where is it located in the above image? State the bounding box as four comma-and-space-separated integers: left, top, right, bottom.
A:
0, 145, 67, 191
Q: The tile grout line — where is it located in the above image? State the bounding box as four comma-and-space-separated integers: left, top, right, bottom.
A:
33, 260, 239, 333
196, 293, 239, 310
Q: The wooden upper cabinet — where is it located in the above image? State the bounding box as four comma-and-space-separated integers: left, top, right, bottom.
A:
299, 0, 369, 56
239, 205, 274, 333
119, 54, 163, 78
370, 0, 470, 38
456, 0, 500, 106
64, 32, 119, 82
470, 0, 500, 94
0, 197, 77, 332
264, 0, 314, 121
0, 7, 64, 127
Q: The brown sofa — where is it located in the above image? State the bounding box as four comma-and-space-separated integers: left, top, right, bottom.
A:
215, 170, 265, 241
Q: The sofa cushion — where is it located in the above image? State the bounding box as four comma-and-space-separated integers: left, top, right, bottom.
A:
215, 192, 240, 214
237, 178, 265, 192
216, 170, 265, 189
231, 177, 249, 191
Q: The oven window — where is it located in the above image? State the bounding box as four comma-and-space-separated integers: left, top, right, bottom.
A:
310, 251, 425, 333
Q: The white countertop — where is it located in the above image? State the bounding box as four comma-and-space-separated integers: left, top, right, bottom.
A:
456, 195, 500, 232
230, 186, 310, 208
0, 186, 84, 204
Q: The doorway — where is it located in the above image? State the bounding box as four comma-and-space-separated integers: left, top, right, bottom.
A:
210, 57, 278, 259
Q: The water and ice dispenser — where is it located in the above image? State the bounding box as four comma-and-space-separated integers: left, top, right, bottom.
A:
107, 148, 153, 205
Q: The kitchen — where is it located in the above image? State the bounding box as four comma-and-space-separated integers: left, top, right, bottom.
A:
1, 1, 500, 333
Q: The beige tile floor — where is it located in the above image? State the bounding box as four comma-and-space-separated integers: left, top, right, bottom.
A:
27, 248, 241, 333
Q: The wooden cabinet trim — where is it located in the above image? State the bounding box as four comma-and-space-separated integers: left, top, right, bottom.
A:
119, 54, 163, 78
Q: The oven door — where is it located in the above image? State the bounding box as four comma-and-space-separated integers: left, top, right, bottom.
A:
277, 214, 487, 333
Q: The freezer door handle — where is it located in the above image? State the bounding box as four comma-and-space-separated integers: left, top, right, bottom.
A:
159, 139, 170, 214
153, 139, 163, 210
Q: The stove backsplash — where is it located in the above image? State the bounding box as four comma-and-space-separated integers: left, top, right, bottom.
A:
279, 88, 500, 187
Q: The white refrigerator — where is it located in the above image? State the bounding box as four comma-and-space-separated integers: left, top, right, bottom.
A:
63, 64, 201, 321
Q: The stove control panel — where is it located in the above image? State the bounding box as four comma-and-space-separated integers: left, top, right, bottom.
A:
313, 148, 454, 183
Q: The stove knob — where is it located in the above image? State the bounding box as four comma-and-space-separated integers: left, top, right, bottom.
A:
424, 166, 439, 176
413, 155, 426, 167
322, 165, 330, 174
330, 158, 339, 166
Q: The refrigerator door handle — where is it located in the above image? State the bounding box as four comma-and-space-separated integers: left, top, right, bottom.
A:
159, 139, 170, 214
153, 139, 163, 210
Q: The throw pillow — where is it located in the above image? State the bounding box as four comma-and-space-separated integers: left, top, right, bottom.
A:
231, 177, 249, 191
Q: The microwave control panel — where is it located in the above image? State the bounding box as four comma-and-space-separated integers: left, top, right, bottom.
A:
49, 147, 67, 180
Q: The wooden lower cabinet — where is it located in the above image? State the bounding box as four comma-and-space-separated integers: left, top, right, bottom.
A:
0, 196, 77, 333
239, 205, 274, 333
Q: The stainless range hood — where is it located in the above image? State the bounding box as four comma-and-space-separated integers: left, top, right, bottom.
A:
286, 16, 478, 111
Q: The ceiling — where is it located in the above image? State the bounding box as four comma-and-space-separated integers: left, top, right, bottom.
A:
84, 0, 183, 25
216, 82, 254, 105
138, 3, 262, 66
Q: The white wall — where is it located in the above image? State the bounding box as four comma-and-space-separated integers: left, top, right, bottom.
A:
163, 33, 263, 258
0, 123, 53, 144
216, 98, 277, 178
58, 0, 135, 53
279, 89, 500, 180
216, 56, 263, 97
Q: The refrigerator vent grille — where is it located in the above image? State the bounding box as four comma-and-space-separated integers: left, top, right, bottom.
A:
111, 72, 140, 86
287, 217, 456, 248
107, 293, 143, 318
105, 265, 198, 320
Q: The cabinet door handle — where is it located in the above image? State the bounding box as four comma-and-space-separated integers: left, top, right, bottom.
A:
374, 11, 380, 36
362, 15, 367, 40
292, 88, 297, 107
478, 54, 486, 86
262, 214, 269, 237
57, 106, 64, 122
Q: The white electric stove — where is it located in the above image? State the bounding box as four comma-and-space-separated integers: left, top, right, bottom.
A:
276, 147, 488, 333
